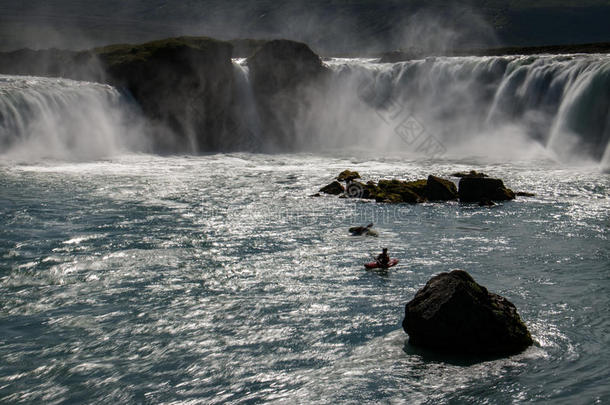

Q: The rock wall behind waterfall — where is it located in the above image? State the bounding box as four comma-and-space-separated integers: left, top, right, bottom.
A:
0, 37, 238, 154
0, 37, 608, 164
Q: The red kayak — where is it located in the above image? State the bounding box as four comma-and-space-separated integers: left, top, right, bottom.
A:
364, 258, 399, 269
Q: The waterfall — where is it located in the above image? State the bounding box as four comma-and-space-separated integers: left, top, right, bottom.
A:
230, 60, 264, 151
0, 75, 148, 161
2, 53, 608, 164
319, 55, 610, 163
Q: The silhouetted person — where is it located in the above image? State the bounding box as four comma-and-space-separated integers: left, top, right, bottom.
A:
377, 248, 390, 267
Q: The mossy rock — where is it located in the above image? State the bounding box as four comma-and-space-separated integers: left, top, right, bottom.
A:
337, 170, 361, 182
363, 181, 382, 200
375, 179, 422, 203
375, 192, 404, 203
404, 179, 428, 199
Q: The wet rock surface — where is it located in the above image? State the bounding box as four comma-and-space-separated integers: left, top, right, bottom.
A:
402, 270, 533, 356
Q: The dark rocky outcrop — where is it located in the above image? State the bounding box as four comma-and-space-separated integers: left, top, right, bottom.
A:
248, 39, 329, 95
0, 37, 335, 153
515, 191, 536, 197
318, 170, 522, 205
228, 39, 268, 58
99, 37, 236, 152
402, 270, 533, 356
375, 179, 424, 204
458, 177, 515, 202
426, 175, 458, 201
248, 40, 330, 150
0, 37, 238, 152
319, 181, 345, 195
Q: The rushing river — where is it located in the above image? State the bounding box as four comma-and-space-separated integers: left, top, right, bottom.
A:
1, 153, 608, 403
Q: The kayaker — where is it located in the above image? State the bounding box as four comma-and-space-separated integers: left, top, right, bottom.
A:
376, 248, 390, 267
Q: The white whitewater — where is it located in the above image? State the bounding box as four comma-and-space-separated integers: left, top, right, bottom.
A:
0, 75, 148, 161
323, 55, 610, 164
1, 54, 608, 166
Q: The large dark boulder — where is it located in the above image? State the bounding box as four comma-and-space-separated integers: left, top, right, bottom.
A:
402, 270, 533, 356
426, 175, 458, 201
458, 177, 515, 202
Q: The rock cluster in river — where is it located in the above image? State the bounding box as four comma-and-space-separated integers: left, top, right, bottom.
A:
320, 170, 517, 204
402, 270, 533, 355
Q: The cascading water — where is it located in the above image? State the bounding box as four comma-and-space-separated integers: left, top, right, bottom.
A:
0, 75, 148, 161
1, 55, 608, 166
317, 55, 610, 164
231, 59, 264, 151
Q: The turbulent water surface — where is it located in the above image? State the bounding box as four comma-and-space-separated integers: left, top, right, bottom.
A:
1, 153, 608, 404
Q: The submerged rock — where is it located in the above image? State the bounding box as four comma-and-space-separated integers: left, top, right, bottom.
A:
402, 270, 533, 356
452, 170, 488, 178
349, 223, 376, 236
458, 177, 515, 202
319, 181, 345, 195
516, 191, 536, 197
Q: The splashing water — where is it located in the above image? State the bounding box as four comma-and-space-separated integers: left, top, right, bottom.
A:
0, 75, 149, 161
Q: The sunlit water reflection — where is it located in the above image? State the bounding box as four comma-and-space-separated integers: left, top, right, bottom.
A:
1, 153, 608, 403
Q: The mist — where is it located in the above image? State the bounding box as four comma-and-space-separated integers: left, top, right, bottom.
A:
272, 53, 609, 164
0, 75, 150, 162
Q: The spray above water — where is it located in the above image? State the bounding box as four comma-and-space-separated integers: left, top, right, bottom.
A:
1, 52, 608, 167
0, 75, 149, 161
310, 55, 610, 164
